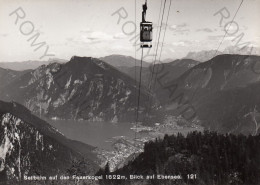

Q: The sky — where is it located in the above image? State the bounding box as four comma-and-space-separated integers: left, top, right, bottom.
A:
0, 0, 259, 62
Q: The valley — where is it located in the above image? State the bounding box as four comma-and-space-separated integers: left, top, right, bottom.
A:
46, 117, 203, 172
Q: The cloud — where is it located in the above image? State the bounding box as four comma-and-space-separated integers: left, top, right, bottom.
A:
171, 41, 186, 46
171, 40, 192, 47
80, 29, 92, 34
0, 33, 8, 37
113, 33, 127, 39
67, 30, 114, 45
207, 34, 240, 42
224, 23, 239, 32
170, 23, 188, 29
151, 23, 190, 35
169, 23, 189, 35
149, 23, 183, 30
207, 35, 223, 40
85, 31, 113, 41
196, 28, 213, 33
169, 48, 175, 53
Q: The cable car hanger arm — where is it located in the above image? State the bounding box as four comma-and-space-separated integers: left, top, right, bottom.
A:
142, 0, 147, 22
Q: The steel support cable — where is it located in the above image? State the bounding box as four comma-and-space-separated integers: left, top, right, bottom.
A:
191, 0, 245, 102
144, 0, 167, 123
153, 0, 172, 90
134, 47, 144, 153
213, 0, 244, 60
147, 0, 163, 87
134, 0, 138, 149
148, 0, 167, 91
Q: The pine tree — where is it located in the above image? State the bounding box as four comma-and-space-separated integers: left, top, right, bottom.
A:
105, 162, 110, 174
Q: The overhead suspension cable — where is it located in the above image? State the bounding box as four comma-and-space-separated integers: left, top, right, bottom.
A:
134, 47, 144, 153
213, 0, 244, 59
134, 0, 137, 87
148, 0, 167, 91
147, 0, 163, 91
151, 0, 163, 68
136, 48, 144, 124
153, 0, 172, 89
134, 0, 137, 120
191, 0, 245, 102
134, 0, 138, 152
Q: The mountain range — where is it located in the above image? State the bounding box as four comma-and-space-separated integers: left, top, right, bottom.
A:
1, 54, 260, 135
157, 54, 260, 134
0, 56, 154, 122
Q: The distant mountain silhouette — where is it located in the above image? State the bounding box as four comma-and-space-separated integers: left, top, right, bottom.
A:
183, 46, 260, 62
0, 58, 67, 71
119, 59, 199, 88
100, 54, 150, 68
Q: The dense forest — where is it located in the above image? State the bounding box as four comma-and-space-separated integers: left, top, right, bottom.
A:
98, 131, 260, 185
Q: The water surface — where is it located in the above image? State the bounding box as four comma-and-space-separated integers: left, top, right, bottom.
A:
48, 119, 135, 150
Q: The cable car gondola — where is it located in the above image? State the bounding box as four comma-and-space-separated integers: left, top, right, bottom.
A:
140, 0, 153, 48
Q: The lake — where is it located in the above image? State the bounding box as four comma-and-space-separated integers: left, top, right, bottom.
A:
47, 119, 136, 150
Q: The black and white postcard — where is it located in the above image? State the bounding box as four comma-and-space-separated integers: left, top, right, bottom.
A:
0, 0, 259, 184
